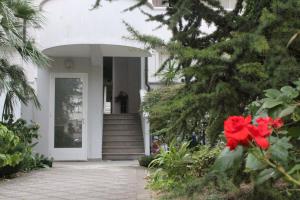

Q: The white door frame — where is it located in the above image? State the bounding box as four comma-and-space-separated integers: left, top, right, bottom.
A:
49, 73, 88, 161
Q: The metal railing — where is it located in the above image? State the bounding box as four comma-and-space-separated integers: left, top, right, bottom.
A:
150, 0, 236, 9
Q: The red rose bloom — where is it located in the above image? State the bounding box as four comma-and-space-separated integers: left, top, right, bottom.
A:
255, 117, 273, 137
247, 124, 270, 150
224, 116, 252, 148
226, 138, 239, 150
224, 116, 284, 150
272, 118, 284, 129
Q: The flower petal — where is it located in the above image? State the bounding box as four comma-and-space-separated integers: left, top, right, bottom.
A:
254, 136, 269, 150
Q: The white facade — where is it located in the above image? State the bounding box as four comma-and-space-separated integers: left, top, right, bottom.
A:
0, 0, 235, 160
26, 0, 173, 160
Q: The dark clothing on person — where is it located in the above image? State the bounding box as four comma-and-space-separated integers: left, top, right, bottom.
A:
116, 92, 128, 113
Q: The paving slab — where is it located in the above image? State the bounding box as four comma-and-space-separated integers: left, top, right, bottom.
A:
0, 161, 152, 200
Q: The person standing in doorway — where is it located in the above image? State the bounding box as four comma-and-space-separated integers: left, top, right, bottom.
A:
116, 91, 128, 113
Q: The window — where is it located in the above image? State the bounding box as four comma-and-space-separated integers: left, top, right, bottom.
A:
152, 0, 166, 7
220, 0, 237, 10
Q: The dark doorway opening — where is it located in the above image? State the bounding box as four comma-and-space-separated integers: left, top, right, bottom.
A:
103, 57, 113, 114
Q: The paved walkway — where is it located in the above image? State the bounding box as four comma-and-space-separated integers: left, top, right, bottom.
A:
0, 161, 152, 200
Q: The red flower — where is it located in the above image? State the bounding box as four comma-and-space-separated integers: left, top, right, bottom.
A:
272, 118, 284, 129
247, 125, 270, 149
226, 138, 239, 150
256, 117, 273, 137
224, 116, 283, 150
224, 116, 252, 140
224, 116, 252, 148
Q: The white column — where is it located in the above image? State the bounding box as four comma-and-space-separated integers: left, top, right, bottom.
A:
99, 56, 104, 159
144, 115, 151, 156
89, 45, 103, 160
140, 57, 151, 156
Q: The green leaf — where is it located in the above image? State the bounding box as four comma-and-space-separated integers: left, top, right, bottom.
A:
268, 137, 292, 165
0, 154, 6, 160
280, 86, 299, 99
279, 105, 297, 118
294, 79, 300, 91
268, 105, 285, 119
265, 89, 281, 98
245, 152, 266, 171
212, 146, 244, 172
262, 98, 283, 109
288, 164, 300, 175
256, 168, 277, 185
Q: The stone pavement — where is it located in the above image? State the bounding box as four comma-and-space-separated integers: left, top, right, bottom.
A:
0, 161, 152, 200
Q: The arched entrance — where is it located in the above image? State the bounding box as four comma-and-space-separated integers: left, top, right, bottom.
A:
35, 44, 149, 160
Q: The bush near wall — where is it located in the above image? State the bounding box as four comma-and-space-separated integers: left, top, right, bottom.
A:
0, 119, 53, 178
147, 141, 223, 199
0, 124, 24, 176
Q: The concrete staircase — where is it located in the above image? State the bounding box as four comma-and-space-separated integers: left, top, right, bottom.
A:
102, 114, 145, 160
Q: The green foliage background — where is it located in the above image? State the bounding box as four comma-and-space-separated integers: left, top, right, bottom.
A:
133, 0, 300, 144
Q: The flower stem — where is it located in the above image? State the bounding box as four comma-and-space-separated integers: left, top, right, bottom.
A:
253, 151, 300, 187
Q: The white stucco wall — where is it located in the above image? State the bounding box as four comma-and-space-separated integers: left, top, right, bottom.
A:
34, 68, 50, 156
36, 0, 171, 52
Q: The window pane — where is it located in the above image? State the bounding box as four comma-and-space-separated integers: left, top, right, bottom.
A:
54, 78, 83, 148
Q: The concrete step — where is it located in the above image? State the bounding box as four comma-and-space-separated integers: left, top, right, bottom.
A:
103, 135, 143, 141
103, 140, 144, 146
103, 146, 144, 154
103, 124, 141, 131
104, 114, 138, 120
103, 130, 142, 136
102, 153, 144, 160
102, 113, 144, 160
104, 119, 139, 125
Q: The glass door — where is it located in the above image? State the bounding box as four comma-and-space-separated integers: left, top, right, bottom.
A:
50, 73, 88, 160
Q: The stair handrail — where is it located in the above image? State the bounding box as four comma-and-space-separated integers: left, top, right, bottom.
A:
139, 89, 151, 156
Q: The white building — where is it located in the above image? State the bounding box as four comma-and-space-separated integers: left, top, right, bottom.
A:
1, 0, 236, 161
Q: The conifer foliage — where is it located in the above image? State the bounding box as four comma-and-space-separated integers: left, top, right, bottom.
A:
131, 0, 300, 144
97, 0, 300, 144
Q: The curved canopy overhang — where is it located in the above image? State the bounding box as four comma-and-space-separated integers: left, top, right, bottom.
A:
43, 44, 151, 58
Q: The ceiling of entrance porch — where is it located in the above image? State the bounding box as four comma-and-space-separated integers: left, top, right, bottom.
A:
43, 44, 151, 58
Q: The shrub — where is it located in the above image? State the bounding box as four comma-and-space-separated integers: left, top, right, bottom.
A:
147, 141, 223, 199
0, 124, 23, 176
138, 155, 155, 167
21, 153, 53, 171
148, 141, 192, 191
0, 118, 52, 177
3, 118, 39, 145
191, 144, 223, 177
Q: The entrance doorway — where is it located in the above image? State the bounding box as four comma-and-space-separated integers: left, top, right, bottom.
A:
103, 57, 141, 115
50, 73, 88, 160
103, 57, 113, 114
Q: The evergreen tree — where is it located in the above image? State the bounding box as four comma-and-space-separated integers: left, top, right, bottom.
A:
97, 0, 300, 144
